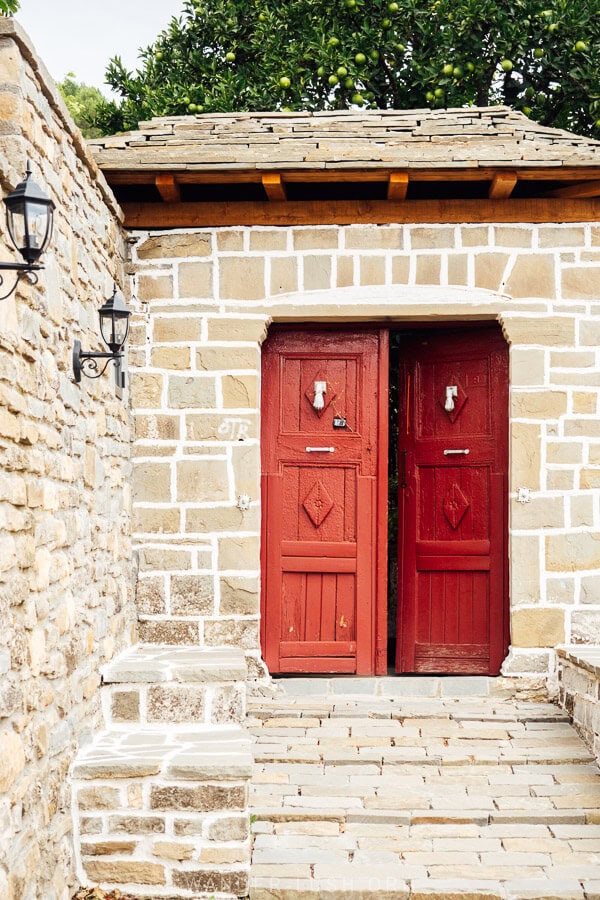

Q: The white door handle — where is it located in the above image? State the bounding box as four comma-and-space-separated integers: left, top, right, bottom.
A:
306, 447, 334, 453
443, 449, 470, 455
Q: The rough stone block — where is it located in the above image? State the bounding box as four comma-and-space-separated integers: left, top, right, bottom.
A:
135, 414, 181, 441
474, 252, 510, 291
196, 346, 259, 371
82, 860, 165, 885
171, 574, 214, 615
206, 316, 269, 343
130, 373, 164, 409
176, 459, 229, 502
152, 840, 194, 860
137, 232, 211, 259
360, 255, 386, 286
249, 229, 288, 251
337, 255, 355, 287
222, 374, 258, 409
415, 254, 441, 285
136, 578, 167, 615
150, 347, 191, 371
186, 505, 259, 534
217, 229, 244, 251
562, 267, 600, 300
111, 691, 140, 722
109, 815, 166, 834
204, 617, 259, 650
410, 226, 455, 250
168, 375, 216, 409
220, 576, 259, 616
218, 536, 260, 570
294, 228, 339, 250
179, 261, 213, 298
131, 506, 181, 534
186, 412, 258, 442
303, 255, 332, 291
77, 787, 121, 811
511, 608, 565, 648
511, 391, 567, 420
147, 686, 205, 723
270, 256, 298, 296
153, 316, 202, 343
150, 783, 246, 811
138, 621, 198, 645
138, 274, 173, 301
547, 532, 600, 572
80, 840, 137, 856
172, 869, 249, 894
571, 611, 600, 644
133, 462, 171, 503
219, 257, 265, 300
207, 815, 250, 841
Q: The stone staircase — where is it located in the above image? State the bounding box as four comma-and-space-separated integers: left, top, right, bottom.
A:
71, 645, 252, 898
248, 678, 600, 900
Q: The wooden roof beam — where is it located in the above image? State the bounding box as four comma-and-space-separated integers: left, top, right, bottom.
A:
155, 174, 181, 203
121, 197, 600, 228
543, 180, 600, 199
262, 173, 287, 201
387, 172, 409, 201
489, 171, 518, 200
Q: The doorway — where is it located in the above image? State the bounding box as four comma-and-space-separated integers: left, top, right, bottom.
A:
261, 324, 508, 676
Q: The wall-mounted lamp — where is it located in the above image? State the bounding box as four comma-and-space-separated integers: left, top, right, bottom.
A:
0, 162, 54, 300
73, 285, 131, 389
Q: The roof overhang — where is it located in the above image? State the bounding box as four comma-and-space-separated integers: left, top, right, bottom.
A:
89, 108, 600, 227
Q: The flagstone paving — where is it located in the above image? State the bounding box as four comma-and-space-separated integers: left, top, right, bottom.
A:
248, 680, 600, 899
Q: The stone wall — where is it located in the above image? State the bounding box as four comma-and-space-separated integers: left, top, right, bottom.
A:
0, 21, 135, 899
128, 222, 600, 680
557, 647, 600, 760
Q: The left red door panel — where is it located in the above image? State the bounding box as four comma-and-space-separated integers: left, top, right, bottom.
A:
261, 329, 387, 674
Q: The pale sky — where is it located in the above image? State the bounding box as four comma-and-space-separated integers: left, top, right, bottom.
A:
16, 0, 180, 95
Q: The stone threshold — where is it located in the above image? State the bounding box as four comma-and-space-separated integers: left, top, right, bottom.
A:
271, 675, 516, 699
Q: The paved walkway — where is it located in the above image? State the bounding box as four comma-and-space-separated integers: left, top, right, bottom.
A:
248, 679, 600, 899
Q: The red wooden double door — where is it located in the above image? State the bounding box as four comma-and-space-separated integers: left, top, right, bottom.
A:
261, 326, 508, 676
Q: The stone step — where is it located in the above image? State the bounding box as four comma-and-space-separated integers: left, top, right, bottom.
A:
102, 644, 247, 727
248, 693, 600, 900
267, 674, 545, 700
72, 723, 252, 898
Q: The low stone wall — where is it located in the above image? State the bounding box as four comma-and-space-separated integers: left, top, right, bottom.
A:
557, 646, 600, 760
72, 646, 252, 898
0, 20, 134, 899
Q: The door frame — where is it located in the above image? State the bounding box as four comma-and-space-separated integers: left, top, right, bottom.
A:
260, 321, 509, 676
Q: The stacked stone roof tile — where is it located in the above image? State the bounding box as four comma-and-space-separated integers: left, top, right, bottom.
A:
89, 106, 600, 171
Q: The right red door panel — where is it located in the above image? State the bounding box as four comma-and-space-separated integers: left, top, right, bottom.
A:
397, 328, 508, 675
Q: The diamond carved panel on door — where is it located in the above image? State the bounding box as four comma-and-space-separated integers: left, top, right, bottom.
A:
261, 329, 386, 674
397, 328, 508, 675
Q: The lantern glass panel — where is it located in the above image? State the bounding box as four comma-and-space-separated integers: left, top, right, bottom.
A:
100, 309, 129, 353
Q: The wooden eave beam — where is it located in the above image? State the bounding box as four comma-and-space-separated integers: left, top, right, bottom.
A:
489, 171, 518, 200
387, 172, 409, 201
102, 165, 600, 188
155, 174, 181, 203
262, 173, 287, 201
121, 197, 600, 229
543, 180, 600, 199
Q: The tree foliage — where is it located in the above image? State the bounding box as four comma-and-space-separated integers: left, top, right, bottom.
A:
96, 0, 600, 138
0, 0, 19, 16
57, 75, 107, 139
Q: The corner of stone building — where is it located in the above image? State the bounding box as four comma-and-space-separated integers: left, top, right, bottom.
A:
0, 21, 134, 899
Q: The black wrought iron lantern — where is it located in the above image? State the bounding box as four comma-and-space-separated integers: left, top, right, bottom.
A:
0, 162, 55, 300
73, 285, 132, 389
98, 285, 131, 354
